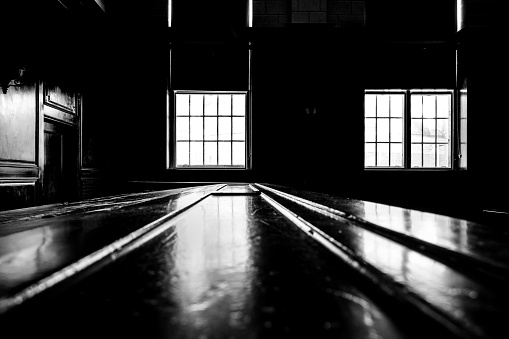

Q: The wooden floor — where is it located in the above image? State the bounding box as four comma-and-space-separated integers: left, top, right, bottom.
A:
0, 183, 508, 339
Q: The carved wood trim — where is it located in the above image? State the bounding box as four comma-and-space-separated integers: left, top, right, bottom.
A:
0, 161, 39, 182
44, 106, 79, 126
43, 84, 77, 114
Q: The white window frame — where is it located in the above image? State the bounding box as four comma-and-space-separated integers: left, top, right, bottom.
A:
365, 89, 456, 170
169, 90, 251, 170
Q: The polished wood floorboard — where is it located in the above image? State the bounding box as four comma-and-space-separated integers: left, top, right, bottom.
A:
0, 184, 507, 339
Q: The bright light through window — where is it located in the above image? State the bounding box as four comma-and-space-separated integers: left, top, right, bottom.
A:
175, 92, 247, 168
168, 0, 172, 27
365, 90, 452, 169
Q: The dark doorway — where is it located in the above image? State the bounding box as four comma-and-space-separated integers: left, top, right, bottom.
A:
43, 120, 78, 204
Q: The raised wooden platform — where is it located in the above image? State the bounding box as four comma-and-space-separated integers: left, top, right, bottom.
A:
0, 183, 508, 339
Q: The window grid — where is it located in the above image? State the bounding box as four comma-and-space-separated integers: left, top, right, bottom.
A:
365, 93, 404, 168
175, 92, 247, 168
365, 90, 452, 169
410, 93, 451, 168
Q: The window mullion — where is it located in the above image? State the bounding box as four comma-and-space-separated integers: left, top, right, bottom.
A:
375, 95, 378, 166
388, 95, 391, 166
217, 95, 219, 166
404, 91, 410, 169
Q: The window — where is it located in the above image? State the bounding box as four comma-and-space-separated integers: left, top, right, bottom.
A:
365, 90, 453, 169
173, 91, 248, 168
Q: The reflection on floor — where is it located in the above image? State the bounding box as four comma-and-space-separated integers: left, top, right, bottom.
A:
0, 183, 508, 339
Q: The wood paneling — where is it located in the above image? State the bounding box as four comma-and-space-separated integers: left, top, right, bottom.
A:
0, 85, 37, 163
0, 183, 36, 211
44, 81, 77, 114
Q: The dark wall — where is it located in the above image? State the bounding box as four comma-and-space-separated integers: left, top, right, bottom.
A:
2, 0, 508, 221
82, 0, 504, 222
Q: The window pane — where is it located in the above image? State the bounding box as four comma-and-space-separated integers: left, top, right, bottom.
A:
377, 95, 389, 117
218, 142, 232, 165
437, 118, 450, 143
204, 95, 218, 116
218, 117, 231, 140
423, 119, 436, 142
390, 95, 404, 117
232, 117, 245, 140
365, 95, 376, 117
176, 94, 189, 116
232, 142, 245, 166
190, 95, 204, 116
411, 144, 422, 167
365, 118, 376, 142
411, 95, 422, 118
377, 119, 389, 142
422, 95, 436, 118
190, 117, 203, 140
204, 142, 218, 165
436, 95, 450, 118
377, 143, 389, 166
423, 144, 436, 167
460, 144, 467, 169
390, 143, 403, 167
390, 118, 403, 142
190, 142, 203, 165
204, 117, 217, 141
365, 143, 375, 167
411, 119, 422, 142
437, 144, 450, 167
232, 95, 246, 116
176, 142, 189, 166
218, 95, 232, 115
176, 117, 189, 140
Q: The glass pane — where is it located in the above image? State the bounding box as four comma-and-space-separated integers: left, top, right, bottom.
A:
460, 92, 467, 118
204, 117, 218, 141
204, 95, 218, 116
218, 95, 232, 116
390, 94, 404, 117
423, 119, 436, 142
422, 95, 436, 118
232, 117, 245, 140
365, 118, 376, 142
423, 144, 436, 167
218, 117, 231, 140
176, 94, 189, 116
411, 95, 422, 118
365, 143, 376, 167
190, 117, 203, 140
190, 95, 204, 116
176, 117, 189, 141
390, 118, 403, 142
232, 142, 245, 166
190, 142, 203, 165
232, 95, 246, 116
436, 95, 450, 118
411, 119, 422, 142
218, 142, 232, 165
377, 119, 389, 142
204, 142, 218, 165
390, 143, 403, 167
365, 94, 376, 117
377, 95, 389, 117
176, 142, 189, 166
437, 144, 450, 168
377, 143, 389, 166
437, 118, 450, 143
460, 144, 467, 169
411, 144, 422, 167
460, 117, 467, 142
